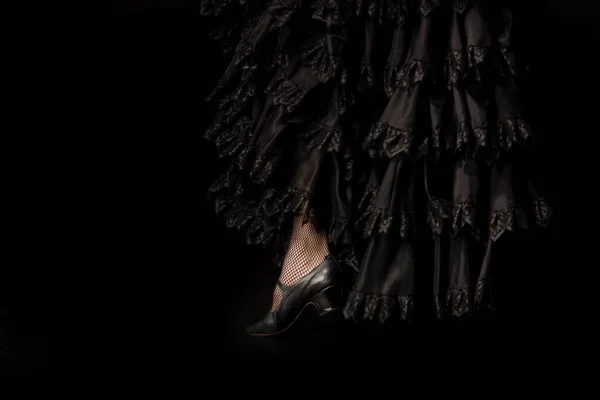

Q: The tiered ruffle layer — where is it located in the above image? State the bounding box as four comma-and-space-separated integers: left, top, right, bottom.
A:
201, 0, 553, 322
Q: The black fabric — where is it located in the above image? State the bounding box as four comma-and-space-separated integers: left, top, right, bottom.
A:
201, 0, 555, 322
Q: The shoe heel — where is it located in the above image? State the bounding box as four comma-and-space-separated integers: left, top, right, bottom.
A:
310, 285, 341, 316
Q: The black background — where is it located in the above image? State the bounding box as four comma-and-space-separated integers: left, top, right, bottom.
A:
0, 0, 589, 372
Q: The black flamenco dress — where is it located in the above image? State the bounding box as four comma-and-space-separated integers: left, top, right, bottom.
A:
201, 0, 553, 322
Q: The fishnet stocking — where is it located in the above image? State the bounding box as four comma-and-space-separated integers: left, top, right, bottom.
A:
271, 212, 331, 311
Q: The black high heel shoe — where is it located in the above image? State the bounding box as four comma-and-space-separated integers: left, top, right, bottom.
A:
246, 255, 343, 336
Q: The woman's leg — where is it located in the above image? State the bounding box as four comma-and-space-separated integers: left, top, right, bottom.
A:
270, 212, 330, 311
246, 208, 343, 335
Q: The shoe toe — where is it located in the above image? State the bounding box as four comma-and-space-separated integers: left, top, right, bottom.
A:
245, 320, 261, 335
245, 313, 275, 336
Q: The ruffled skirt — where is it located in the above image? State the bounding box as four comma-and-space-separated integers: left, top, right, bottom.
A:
201, 0, 553, 322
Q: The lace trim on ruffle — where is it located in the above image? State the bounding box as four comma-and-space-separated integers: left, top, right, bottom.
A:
344, 287, 473, 322
204, 0, 303, 100
209, 119, 352, 187
452, 0, 472, 14
396, 59, 431, 88
355, 207, 408, 238
302, 124, 343, 152
207, 106, 355, 193
444, 288, 471, 318
250, 153, 280, 185
364, 118, 533, 160
209, 164, 359, 269
357, 184, 378, 211
223, 197, 306, 246
447, 45, 487, 86
302, 39, 342, 83
451, 201, 479, 238
210, 171, 311, 243
205, 72, 258, 147
382, 63, 400, 97
352, 0, 484, 25
379, 44, 519, 98
433, 287, 474, 319
437, 281, 492, 319
421, 0, 484, 16
311, 0, 350, 25
343, 290, 414, 322
363, 121, 413, 158
489, 205, 528, 241
355, 0, 408, 26
356, 187, 539, 241
356, 200, 481, 239
206, 40, 259, 102
231, 42, 255, 68
501, 47, 517, 76
345, 272, 490, 323
265, 70, 308, 112
209, 117, 252, 163
429, 198, 482, 240
446, 45, 520, 87
206, 114, 280, 186
301, 37, 355, 114
301, 124, 354, 181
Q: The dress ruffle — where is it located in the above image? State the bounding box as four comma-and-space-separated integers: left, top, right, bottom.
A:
201, 0, 553, 322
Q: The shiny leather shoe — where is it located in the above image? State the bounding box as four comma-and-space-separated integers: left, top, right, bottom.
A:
246, 255, 343, 336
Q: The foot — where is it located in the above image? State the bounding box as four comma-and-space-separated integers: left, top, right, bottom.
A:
246, 256, 343, 336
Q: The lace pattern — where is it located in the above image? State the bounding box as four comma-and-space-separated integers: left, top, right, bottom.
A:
363, 118, 533, 161
357, 186, 549, 242
343, 290, 414, 322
